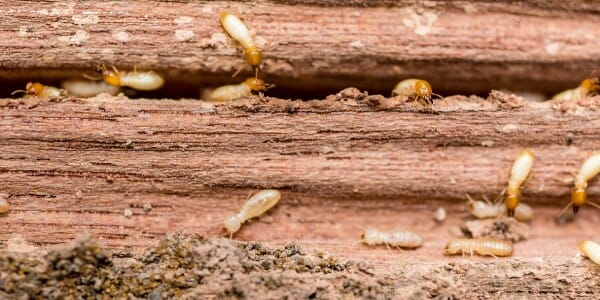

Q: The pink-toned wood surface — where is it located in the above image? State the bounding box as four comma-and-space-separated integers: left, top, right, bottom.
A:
1, 92, 600, 255
0, 1, 599, 95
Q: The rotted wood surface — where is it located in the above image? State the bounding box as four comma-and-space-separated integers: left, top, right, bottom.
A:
1, 91, 600, 245
3, 92, 600, 296
0, 1, 599, 95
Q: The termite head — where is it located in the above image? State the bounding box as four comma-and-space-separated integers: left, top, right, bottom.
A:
223, 216, 241, 234
26, 82, 45, 95
245, 46, 262, 68
467, 198, 487, 215
360, 228, 377, 241
580, 77, 598, 92
504, 188, 520, 217
219, 11, 231, 23
96, 65, 121, 86
589, 77, 599, 93
572, 187, 587, 214
415, 80, 433, 104
244, 77, 271, 92
444, 241, 461, 255
12, 82, 44, 96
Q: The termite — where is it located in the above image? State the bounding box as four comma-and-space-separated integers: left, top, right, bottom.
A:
579, 240, 600, 266
361, 228, 423, 249
466, 194, 533, 222
444, 238, 513, 257
207, 77, 270, 102
224, 189, 281, 235
89, 65, 164, 91
12, 82, 65, 98
391, 79, 441, 105
220, 12, 262, 78
559, 152, 600, 215
505, 150, 535, 217
0, 194, 10, 214
61, 79, 121, 98
552, 77, 599, 101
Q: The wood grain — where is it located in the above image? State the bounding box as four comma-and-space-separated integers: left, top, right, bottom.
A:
3, 91, 600, 297
0, 1, 599, 95
1, 91, 600, 252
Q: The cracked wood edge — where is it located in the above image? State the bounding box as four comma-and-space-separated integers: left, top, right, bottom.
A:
1, 91, 600, 253
0, 1, 599, 94
2, 92, 600, 298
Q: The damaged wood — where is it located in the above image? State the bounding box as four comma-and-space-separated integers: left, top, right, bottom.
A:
1, 91, 600, 251
2, 234, 599, 299
0, 1, 599, 95
2, 91, 600, 297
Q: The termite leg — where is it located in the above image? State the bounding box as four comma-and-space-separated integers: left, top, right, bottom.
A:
111, 65, 120, 75
10, 90, 27, 96
82, 73, 103, 80
506, 209, 515, 218
496, 209, 505, 219
258, 91, 267, 102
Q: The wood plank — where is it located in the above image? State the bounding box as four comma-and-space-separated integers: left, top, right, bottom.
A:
0, 1, 599, 95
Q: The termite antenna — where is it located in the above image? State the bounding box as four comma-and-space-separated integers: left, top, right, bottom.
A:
264, 83, 276, 91
111, 65, 120, 75
82, 73, 103, 81
465, 193, 475, 204
432, 92, 444, 100
481, 194, 491, 205
232, 64, 246, 78
492, 188, 506, 205
10, 89, 27, 96
557, 202, 573, 219
586, 200, 600, 210
354, 224, 367, 231
96, 63, 107, 73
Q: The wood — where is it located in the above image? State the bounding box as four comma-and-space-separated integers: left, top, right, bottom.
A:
1, 1, 599, 96
2, 0, 600, 296
0, 91, 598, 243
2, 92, 600, 296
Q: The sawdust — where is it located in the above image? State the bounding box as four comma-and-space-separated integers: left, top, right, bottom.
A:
220, 87, 532, 115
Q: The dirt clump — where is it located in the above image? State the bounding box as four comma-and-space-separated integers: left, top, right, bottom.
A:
461, 217, 529, 242
0, 233, 397, 299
